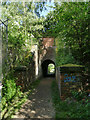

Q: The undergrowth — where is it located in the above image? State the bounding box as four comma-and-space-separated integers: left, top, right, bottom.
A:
1, 71, 41, 120
51, 80, 90, 120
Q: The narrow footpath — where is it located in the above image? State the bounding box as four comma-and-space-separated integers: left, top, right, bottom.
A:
13, 78, 55, 119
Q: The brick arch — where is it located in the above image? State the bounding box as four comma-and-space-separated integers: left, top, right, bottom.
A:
38, 37, 56, 78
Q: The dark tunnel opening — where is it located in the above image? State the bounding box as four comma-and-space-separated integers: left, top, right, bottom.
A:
41, 59, 55, 77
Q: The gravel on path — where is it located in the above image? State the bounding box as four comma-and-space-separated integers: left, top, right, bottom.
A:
13, 77, 55, 119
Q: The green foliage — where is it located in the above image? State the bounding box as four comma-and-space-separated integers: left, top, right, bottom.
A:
1, 2, 45, 119
45, 2, 89, 69
1, 72, 26, 119
56, 50, 76, 66
3, 79, 16, 101
1, 70, 41, 119
1, 2, 45, 70
48, 64, 55, 74
2, 72, 21, 107
55, 36, 77, 66
51, 80, 89, 119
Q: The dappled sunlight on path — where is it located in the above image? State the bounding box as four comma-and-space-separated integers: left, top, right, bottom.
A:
13, 78, 55, 119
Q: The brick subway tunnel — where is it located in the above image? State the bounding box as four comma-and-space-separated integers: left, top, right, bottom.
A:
41, 59, 55, 77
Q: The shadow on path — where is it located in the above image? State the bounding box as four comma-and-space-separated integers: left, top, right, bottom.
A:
13, 78, 55, 119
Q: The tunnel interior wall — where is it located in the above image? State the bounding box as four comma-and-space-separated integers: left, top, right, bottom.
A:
41, 59, 55, 77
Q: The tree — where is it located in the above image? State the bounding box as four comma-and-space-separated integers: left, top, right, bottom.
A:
44, 2, 89, 70
1, 2, 45, 68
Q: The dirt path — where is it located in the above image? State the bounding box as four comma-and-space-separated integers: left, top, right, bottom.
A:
13, 77, 55, 119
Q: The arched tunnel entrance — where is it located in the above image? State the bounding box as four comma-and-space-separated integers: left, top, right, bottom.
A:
41, 59, 55, 77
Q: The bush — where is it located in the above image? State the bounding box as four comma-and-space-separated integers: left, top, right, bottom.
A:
2, 72, 22, 102
1, 72, 25, 119
56, 49, 77, 67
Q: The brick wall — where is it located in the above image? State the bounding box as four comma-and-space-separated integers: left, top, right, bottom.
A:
42, 38, 54, 48
14, 61, 35, 92
56, 66, 85, 100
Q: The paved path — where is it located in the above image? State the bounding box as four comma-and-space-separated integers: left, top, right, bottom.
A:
13, 78, 55, 119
